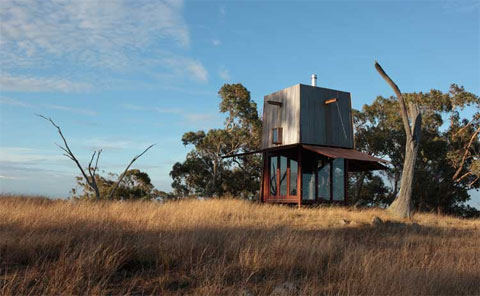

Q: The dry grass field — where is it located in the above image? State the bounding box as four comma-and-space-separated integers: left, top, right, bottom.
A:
1, 195, 480, 295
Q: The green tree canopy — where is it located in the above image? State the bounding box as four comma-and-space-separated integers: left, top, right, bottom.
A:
170, 83, 262, 198
72, 169, 172, 201
352, 84, 480, 216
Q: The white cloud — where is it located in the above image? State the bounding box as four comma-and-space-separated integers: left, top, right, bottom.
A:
218, 66, 231, 81
0, 147, 65, 164
44, 105, 97, 116
122, 103, 148, 111
212, 39, 222, 46
84, 138, 134, 151
0, 175, 26, 180
219, 6, 226, 17
162, 57, 209, 82
0, 96, 97, 116
121, 103, 218, 124
0, 0, 190, 70
154, 107, 184, 114
0, 96, 32, 107
0, 0, 207, 90
0, 73, 92, 92
183, 113, 218, 122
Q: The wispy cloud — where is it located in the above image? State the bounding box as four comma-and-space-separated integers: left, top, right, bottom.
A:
0, 147, 65, 164
44, 104, 97, 116
212, 39, 222, 46
0, 73, 92, 92
219, 6, 226, 17
121, 103, 218, 124
0, 175, 26, 180
162, 56, 209, 82
0, 0, 189, 70
0, 0, 206, 90
154, 107, 185, 114
218, 66, 231, 81
442, 0, 480, 13
0, 97, 97, 116
84, 138, 136, 151
0, 96, 32, 107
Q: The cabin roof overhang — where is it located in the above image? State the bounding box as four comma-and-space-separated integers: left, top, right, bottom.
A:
223, 144, 388, 171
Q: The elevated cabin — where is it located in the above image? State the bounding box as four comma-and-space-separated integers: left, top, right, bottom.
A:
228, 75, 387, 206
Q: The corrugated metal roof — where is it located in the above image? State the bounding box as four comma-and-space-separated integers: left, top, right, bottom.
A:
302, 145, 388, 163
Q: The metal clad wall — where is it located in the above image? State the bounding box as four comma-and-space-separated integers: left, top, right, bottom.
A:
299, 85, 327, 145
261, 84, 300, 149
299, 84, 353, 149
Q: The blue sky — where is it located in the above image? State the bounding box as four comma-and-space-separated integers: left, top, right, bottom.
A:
0, 0, 479, 206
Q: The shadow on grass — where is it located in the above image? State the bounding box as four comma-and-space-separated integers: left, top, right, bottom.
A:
1, 217, 479, 295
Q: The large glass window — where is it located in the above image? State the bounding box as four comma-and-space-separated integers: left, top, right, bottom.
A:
289, 159, 298, 196
279, 156, 288, 196
270, 156, 277, 196
302, 158, 316, 200
317, 160, 330, 200
332, 158, 345, 201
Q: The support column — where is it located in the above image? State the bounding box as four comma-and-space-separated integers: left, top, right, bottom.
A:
344, 159, 349, 205
297, 147, 302, 208
260, 152, 269, 203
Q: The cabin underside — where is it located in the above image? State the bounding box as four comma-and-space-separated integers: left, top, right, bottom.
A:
260, 145, 387, 206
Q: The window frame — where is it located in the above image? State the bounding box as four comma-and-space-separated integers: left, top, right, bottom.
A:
272, 127, 283, 145
268, 152, 297, 199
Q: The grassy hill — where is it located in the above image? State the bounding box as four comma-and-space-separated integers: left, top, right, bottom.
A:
1, 195, 479, 295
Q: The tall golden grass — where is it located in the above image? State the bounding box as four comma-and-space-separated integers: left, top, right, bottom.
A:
1, 195, 479, 295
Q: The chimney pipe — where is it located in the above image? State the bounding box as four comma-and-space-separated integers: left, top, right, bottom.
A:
311, 74, 317, 87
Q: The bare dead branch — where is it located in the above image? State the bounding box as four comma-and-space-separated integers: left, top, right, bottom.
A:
108, 144, 155, 200
88, 151, 97, 171
37, 114, 101, 200
468, 175, 480, 187
55, 143, 70, 155
63, 153, 74, 160
452, 120, 474, 139
94, 149, 102, 173
375, 61, 413, 140
453, 126, 480, 182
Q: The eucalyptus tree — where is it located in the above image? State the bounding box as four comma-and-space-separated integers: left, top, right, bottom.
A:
170, 83, 262, 198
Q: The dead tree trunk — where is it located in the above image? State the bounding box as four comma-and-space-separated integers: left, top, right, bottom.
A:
375, 61, 422, 219
107, 144, 155, 200
39, 115, 154, 201
38, 115, 102, 201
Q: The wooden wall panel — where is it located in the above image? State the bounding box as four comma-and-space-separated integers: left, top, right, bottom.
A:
262, 83, 353, 149
261, 84, 300, 149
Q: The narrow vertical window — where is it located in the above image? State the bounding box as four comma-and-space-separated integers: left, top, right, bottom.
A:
317, 160, 330, 200
272, 128, 283, 144
270, 156, 278, 196
279, 156, 287, 196
332, 158, 345, 201
289, 159, 298, 196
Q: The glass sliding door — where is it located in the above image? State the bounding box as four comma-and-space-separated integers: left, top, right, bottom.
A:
332, 158, 345, 201
289, 159, 298, 196
270, 156, 278, 196
268, 152, 299, 200
279, 156, 288, 196
317, 160, 330, 200
302, 158, 316, 201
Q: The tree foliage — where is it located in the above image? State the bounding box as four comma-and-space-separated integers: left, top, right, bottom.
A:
352, 84, 480, 216
72, 169, 173, 201
170, 83, 262, 198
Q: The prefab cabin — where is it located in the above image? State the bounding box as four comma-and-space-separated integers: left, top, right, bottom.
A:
229, 75, 387, 206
